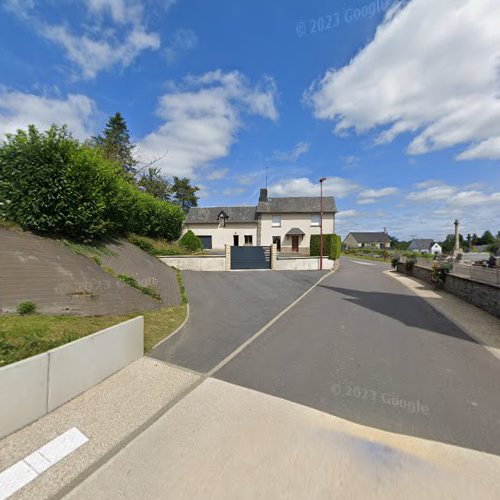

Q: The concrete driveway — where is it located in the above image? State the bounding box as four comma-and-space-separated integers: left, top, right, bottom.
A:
149, 270, 326, 373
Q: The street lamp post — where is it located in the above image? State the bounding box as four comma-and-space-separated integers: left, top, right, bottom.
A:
319, 178, 327, 270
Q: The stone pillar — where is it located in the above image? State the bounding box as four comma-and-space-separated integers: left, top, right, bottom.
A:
225, 244, 231, 271
270, 244, 277, 270
454, 219, 461, 256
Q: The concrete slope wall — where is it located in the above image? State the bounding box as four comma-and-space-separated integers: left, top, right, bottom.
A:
0, 228, 158, 315
0, 316, 143, 439
100, 240, 181, 305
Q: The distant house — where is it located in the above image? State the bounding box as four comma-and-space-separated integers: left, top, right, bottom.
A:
343, 232, 391, 249
408, 239, 442, 255
183, 188, 337, 253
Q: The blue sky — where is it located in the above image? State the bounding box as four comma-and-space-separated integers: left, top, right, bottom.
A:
1, 0, 499, 240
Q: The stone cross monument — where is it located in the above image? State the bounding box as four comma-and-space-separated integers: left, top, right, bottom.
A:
454, 219, 461, 256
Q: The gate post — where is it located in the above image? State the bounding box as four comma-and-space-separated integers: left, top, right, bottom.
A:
270, 244, 277, 270
225, 244, 231, 271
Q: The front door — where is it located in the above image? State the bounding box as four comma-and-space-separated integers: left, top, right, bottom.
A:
272, 236, 281, 252
291, 235, 299, 252
233, 235, 239, 246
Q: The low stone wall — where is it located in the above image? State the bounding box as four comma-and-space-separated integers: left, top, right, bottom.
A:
397, 263, 500, 319
275, 257, 335, 271
159, 255, 226, 271
0, 316, 143, 439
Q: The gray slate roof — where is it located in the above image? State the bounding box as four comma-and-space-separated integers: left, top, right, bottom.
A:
408, 239, 436, 251
347, 232, 390, 243
257, 196, 336, 214
286, 227, 305, 236
185, 206, 257, 224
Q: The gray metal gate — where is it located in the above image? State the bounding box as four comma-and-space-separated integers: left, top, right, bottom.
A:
230, 246, 270, 270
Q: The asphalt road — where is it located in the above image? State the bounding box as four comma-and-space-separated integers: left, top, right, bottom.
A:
215, 259, 500, 456
150, 270, 326, 373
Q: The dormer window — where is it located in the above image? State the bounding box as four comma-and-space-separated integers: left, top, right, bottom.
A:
218, 210, 229, 228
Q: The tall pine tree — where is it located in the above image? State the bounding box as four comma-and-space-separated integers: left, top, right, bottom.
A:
93, 112, 137, 175
171, 176, 199, 213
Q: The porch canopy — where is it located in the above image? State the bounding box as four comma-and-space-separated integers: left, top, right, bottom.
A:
286, 228, 305, 236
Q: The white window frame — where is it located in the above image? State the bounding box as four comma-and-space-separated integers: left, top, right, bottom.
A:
272, 215, 281, 227
311, 214, 320, 227
244, 235, 253, 245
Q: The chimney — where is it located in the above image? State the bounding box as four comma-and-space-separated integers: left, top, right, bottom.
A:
383, 227, 387, 234
259, 188, 268, 202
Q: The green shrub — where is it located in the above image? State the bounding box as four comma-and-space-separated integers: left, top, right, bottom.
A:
432, 261, 452, 285
128, 234, 155, 254
404, 258, 416, 274
17, 301, 36, 315
310, 234, 341, 260
179, 230, 203, 252
391, 256, 400, 269
0, 125, 184, 242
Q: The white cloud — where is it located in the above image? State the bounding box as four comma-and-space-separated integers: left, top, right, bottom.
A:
337, 209, 357, 219
273, 142, 310, 161
5, 0, 161, 79
407, 185, 457, 203
40, 24, 160, 79
357, 187, 398, 204
137, 70, 279, 178
268, 177, 359, 199
306, 0, 500, 161
223, 187, 245, 196
207, 167, 229, 181
340, 155, 360, 168
164, 29, 198, 64
407, 182, 500, 207
0, 89, 97, 140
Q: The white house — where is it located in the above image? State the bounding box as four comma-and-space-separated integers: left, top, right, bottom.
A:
183, 189, 336, 253
408, 239, 442, 255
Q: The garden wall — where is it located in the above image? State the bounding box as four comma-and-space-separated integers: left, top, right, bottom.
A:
0, 316, 143, 439
397, 263, 500, 319
275, 257, 336, 271
159, 255, 226, 271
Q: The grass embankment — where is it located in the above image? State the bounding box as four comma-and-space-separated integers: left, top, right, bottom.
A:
0, 304, 187, 368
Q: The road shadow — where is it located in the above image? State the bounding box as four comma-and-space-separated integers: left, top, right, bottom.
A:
318, 285, 477, 344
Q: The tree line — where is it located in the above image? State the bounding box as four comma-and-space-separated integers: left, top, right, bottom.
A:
390, 230, 500, 255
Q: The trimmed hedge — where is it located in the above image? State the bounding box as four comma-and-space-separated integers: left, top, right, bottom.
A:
0, 125, 184, 241
178, 230, 203, 252
310, 234, 341, 260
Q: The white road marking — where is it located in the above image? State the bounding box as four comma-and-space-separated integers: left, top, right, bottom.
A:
0, 428, 88, 500
350, 260, 376, 266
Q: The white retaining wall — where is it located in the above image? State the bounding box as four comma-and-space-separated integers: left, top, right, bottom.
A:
159, 256, 226, 271
0, 316, 143, 439
275, 257, 335, 271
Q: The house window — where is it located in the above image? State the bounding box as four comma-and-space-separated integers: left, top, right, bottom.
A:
272, 215, 281, 227
311, 214, 320, 227
244, 235, 253, 245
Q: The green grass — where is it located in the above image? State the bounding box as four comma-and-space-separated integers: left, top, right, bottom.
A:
341, 252, 391, 263
116, 274, 162, 301
0, 304, 187, 368
62, 239, 118, 259
176, 269, 188, 304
